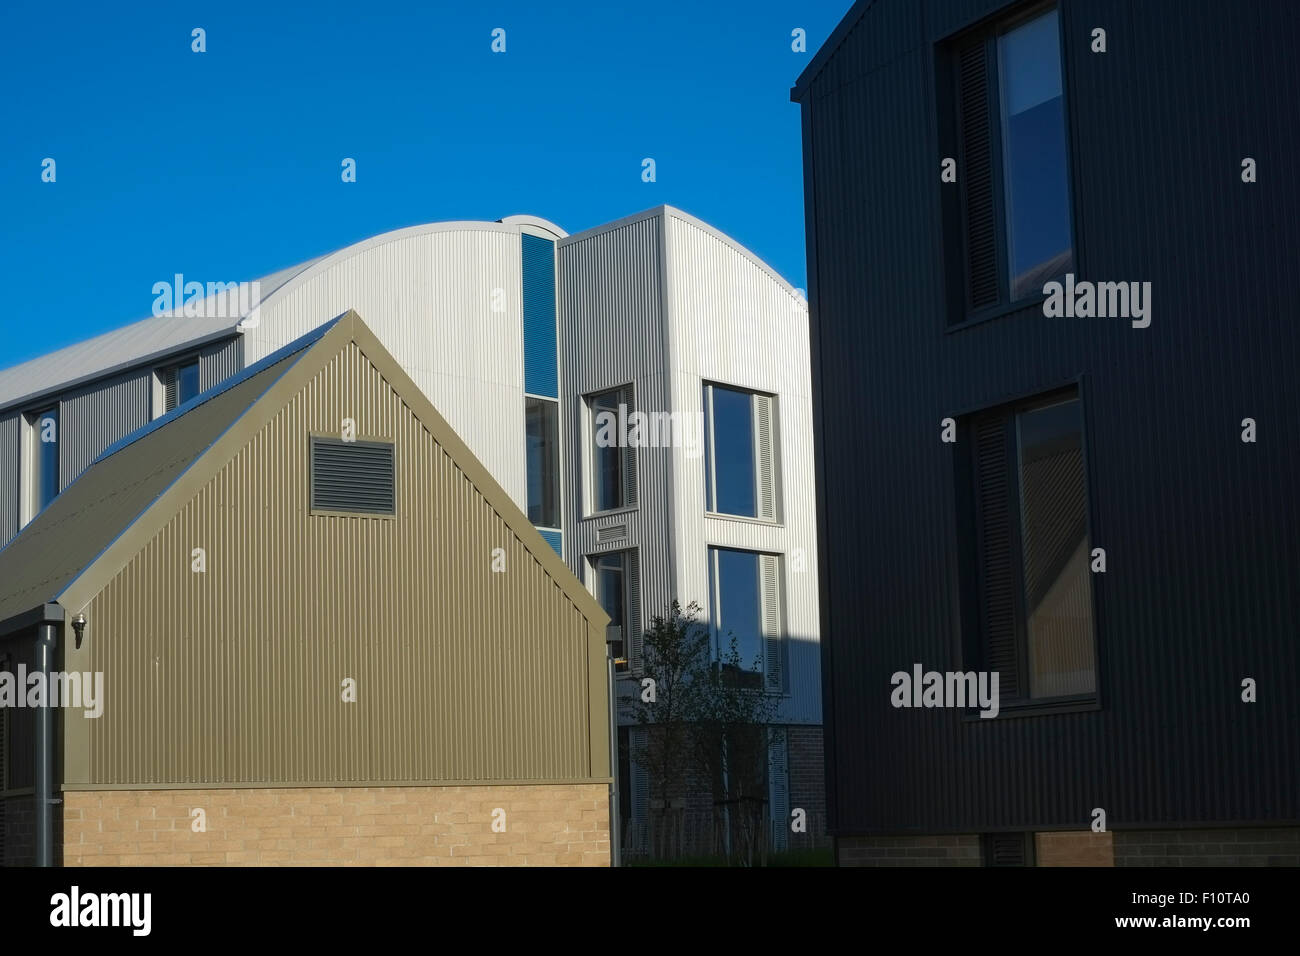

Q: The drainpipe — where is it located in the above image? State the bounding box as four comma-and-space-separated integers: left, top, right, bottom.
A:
35, 618, 59, 867
606, 628, 621, 868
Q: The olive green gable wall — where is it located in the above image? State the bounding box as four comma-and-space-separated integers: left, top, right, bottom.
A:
60, 330, 609, 788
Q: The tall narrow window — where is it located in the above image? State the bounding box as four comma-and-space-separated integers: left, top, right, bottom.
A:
947, 4, 1073, 317
1017, 398, 1094, 698
588, 385, 636, 513
591, 549, 640, 668
525, 397, 560, 528
22, 407, 59, 524
960, 390, 1095, 705
703, 383, 778, 520
998, 8, 1073, 299
708, 547, 784, 692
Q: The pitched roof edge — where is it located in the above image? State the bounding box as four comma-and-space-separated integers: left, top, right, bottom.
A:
340, 313, 611, 628
791, 0, 879, 102
56, 311, 610, 632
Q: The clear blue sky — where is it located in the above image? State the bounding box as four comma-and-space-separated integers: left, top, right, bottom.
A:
0, 0, 847, 369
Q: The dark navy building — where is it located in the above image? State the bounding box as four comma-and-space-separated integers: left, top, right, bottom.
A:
794, 0, 1299, 865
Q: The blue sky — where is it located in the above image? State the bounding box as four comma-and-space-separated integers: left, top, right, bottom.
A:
0, 0, 847, 369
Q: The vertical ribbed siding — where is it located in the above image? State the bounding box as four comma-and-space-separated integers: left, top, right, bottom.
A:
72, 341, 603, 786
797, 0, 1300, 835
243, 228, 528, 509
0, 413, 18, 546
58, 372, 152, 488
522, 234, 559, 398
662, 214, 823, 727
198, 335, 243, 391
558, 215, 677, 668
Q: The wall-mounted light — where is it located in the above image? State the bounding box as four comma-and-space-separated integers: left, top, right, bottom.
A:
72, 613, 87, 649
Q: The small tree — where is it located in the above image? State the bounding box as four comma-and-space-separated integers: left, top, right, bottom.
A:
629, 600, 712, 857
687, 631, 780, 866
629, 600, 780, 865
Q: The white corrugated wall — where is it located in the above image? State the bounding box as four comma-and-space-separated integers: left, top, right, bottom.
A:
242, 227, 529, 507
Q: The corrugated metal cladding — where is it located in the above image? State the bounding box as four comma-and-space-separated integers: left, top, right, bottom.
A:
662, 214, 822, 726
558, 214, 676, 681
0, 335, 244, 547
0, 356, 303, 625
68, 341, 604, 787
522, 234, 559, 398
242, 227, 530, 510
796, 0, 1300, 834
58, 371, 151, 489
0, 314, 239, 415
0, 414, 17, 545
198, 335, 242, 391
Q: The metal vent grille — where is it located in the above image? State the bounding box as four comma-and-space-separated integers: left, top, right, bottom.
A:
974, 414, 1020, 698
310, 438, 396, 515
958, 40, 999, 310
596, 524, 628, 543
984, 832, 1034, 866
161, 366, 179, 412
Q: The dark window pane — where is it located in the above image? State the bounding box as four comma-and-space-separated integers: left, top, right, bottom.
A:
177, 361, 201, 405
713, 548, 762, 682
1017, 398, 1094, 697
999, 8, 1073, 299
36, 409, 59, 511
591, 389, 626, 512
595, 552, 626, 658
709, 386, 756, 517
525, 398, 560, 527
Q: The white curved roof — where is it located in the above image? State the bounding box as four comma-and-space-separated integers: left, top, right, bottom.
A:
0, 219, 531, 413
0, 208, 802, 413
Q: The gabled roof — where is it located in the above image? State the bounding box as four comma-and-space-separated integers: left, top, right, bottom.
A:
0, 335, 321, 626
0, 310, 605, 629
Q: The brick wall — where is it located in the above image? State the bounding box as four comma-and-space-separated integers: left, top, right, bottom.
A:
1035, 830, 1114, 866
62, 784, 609, 866
1113, 828, 1300, 867
838, 834, 981, 866
1, 795, 37, 866
786, 725, 827, 848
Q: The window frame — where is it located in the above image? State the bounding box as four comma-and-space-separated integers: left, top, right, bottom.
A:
707, 545, 786, 695
939, 0, 1080, 330
153, 355, 202, 419
702, 381, 781, 523
954, 382, 1102, 718
588, 547, 640, 671
20, 405, 59, 526
524, 394, 562, 531
584, 384, 637, 517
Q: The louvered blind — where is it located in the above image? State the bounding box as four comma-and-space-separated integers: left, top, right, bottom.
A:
621, 388, 638, 507
754, 393, 777, 520
760, 554, 784, 692
630, 727, 650, 827
768, 728, 789, 852
626, 549, 643, 671
311, 439, 396, 515
162, 366, 179, 413
958, 40, 999, 310
975, 415, 1020, 698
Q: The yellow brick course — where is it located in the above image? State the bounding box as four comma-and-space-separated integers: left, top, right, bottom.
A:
63, 785, 610, 867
